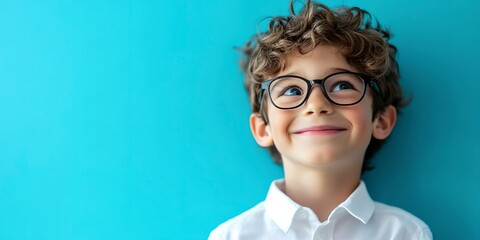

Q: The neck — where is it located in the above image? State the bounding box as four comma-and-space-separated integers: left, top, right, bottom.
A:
282, 158, 362, 222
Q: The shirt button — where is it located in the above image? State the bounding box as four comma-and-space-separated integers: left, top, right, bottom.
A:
316, 232, 327, 240
300, 209, 308, 218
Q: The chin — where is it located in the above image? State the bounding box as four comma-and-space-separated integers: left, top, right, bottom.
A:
294, 151, 342, 166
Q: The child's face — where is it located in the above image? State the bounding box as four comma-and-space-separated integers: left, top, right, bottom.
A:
262, 45, 378, 168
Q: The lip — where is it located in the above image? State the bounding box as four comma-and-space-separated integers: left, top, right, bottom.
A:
293, 125, 347, 135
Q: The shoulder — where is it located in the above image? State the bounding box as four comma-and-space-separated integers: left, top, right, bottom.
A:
371, 202, 432, 239
208, 202, 267, 240
373, 202, 428, 228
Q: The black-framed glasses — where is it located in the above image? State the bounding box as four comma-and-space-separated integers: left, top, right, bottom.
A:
258, 71, 381, 109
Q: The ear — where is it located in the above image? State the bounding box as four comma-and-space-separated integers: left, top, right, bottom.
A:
372, 105, 397, 140
249, 113, 274, 147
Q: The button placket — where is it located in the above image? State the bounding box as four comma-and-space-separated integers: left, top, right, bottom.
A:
300, 209, 309, 219
313, 225, 331, 240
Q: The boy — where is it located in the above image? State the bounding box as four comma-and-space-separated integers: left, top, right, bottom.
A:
209, 1, 432, 239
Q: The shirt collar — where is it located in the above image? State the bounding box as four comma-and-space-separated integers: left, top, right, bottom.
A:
264, 179, 301, 233
264, 179, 375, 233
337, 181, 375, 224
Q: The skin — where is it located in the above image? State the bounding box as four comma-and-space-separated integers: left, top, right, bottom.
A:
250, 45, 397, 222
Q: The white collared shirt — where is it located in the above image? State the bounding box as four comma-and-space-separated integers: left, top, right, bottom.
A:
209, 179, 432, 240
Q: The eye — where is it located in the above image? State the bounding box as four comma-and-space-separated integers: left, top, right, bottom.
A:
331, 81, 355, 92
282, 86, 303, 96
269, 77, 306, 99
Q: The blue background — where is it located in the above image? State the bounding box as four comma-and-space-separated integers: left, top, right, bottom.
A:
1, 0, 479, 239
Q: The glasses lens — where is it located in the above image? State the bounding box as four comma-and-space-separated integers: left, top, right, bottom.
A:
324, 73, 365, 105
269, 76, 308, 108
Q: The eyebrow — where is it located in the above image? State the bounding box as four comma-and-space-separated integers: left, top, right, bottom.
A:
329, 67, 357, 73
282, 67, 357, 79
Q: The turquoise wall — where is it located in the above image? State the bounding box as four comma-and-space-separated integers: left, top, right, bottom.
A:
1, 0, 478, 239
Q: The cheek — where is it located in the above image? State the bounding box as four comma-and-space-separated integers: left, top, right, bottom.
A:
351, 105, 375, 138
352, 94, 375, 125
266, 108, 296, 140
357, 106, 373, 124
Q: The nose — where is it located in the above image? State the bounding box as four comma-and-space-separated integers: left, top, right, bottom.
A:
303, 85, 334, 115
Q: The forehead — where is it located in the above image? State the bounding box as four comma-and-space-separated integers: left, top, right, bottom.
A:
276, 45, 359, 78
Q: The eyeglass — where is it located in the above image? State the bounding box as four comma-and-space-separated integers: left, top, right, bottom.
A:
258, 71, 381, 109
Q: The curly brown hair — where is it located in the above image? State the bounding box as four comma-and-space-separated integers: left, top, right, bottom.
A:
240, 0, 409, 173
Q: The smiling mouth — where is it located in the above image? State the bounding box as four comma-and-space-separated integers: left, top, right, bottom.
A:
293, 126, 347, 135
